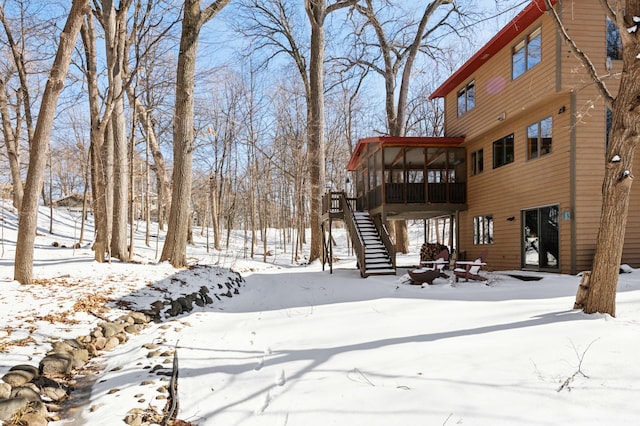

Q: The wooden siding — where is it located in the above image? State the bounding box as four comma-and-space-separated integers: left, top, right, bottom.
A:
442, 0, 640, 273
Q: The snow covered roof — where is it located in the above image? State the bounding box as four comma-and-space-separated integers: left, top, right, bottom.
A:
429, 0, 556, 99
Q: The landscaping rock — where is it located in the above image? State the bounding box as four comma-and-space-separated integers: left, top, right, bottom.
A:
103, 336, 120, 351
39, 353, 74, 376
10, 385, 42, 402
10, 364, 39, 378
0, 382, 11, 399
2, 370, 33, 387
0, 397, 28, 421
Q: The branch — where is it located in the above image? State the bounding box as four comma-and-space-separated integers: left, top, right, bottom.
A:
326, 0, 361, 15
557, 339, 597, 392
544, 0, 613, 105
201, 0, 232, 25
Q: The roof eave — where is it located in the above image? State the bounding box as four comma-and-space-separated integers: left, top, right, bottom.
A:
429, 0, 556, 100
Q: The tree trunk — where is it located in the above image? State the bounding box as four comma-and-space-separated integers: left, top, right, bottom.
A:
100, 0, 131, 260
14, 0, 88, 284
160, 0, 230, 267
126, 87, 170, 232
81, 11, 111, 262
0, 78, 23, 209
306, 1, 327, 263
575, 1, 640, 317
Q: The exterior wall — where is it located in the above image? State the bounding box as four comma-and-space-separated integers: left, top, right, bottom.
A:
442, 0, 640, 274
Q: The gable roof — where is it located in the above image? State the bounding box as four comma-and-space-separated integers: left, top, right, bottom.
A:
429, 0, 556, 99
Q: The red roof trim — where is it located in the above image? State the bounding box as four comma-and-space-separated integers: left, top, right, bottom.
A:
346, 136, 465, 171
429, 0, 555, 100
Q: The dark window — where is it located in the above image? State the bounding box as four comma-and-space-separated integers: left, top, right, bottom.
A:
493, 134, 515, 169
474, 215, 494, 245
607, 18, 622, 61
457, 80, 476, 116
606, 107, 613, 153
470, 149, 484, 176
527, 116, 553, 159
513, 27, 541, 79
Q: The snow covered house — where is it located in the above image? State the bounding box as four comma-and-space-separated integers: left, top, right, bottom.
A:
339, 0, 638, 275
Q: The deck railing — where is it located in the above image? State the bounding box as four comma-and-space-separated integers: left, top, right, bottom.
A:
380, 182, 466, 205
322, 191, 356, 216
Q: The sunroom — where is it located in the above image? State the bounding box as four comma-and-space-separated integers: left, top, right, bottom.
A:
346, 136, 467, 220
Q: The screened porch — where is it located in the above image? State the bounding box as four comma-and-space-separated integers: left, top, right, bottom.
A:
346, 136, 467, 220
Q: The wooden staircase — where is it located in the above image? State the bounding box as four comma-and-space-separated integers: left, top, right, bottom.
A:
321, 191, 396, 278
351, 211, 396, 277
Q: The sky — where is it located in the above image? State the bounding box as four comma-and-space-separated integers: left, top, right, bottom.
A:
1, 199, 639, 425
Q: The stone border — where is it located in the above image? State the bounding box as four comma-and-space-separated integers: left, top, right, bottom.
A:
0, 269, 244, 425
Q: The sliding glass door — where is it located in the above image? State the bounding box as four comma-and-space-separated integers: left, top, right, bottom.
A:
522, 205, 559, 269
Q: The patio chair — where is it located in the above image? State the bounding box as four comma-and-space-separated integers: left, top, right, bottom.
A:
454, 249, 489, 282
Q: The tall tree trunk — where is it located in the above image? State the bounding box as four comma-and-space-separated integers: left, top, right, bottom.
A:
81, 11, 111, 262
100, 0, 131, 260
306, 0, 361, 262
0, 78, 23, 209
0, 5, 35, 148
543, 0, 640, 316
14, 0, 88, 284
125, 86, 170, 231
160, 0, 230, 267
580, 49, 640, 316
306, 3, 326, 263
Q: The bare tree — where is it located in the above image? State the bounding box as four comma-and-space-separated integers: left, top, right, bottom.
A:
80, 8, 114, 262
237, 0, 359, 262
160, 0, 231, 267
546, 0, 640, 316
91, 0, 133, 260
350, 0, 458, 253
305, 0, 360, 262
0, 73, 23, 209
14, 0, 89, 284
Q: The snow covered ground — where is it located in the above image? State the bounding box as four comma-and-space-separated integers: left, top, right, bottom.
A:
1, 199, 640, 425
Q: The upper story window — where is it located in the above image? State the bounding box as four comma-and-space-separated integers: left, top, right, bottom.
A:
470, 149, 483, 176
606, 17, 622, 61
527, 116, 553, 159
457, 80, 475, 116
493, 134, 514, 169
512, 27, 541, 79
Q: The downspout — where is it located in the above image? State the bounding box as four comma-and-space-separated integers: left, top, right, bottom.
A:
555, 0, 577, 275
570, 91, 577, 275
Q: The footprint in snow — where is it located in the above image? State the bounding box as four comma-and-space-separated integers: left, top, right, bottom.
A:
254, 390, 271, 414
254, 357, 264, 371
275, 369, 286, 386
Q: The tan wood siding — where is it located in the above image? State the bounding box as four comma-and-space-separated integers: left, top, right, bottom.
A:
444, 0, 640, 273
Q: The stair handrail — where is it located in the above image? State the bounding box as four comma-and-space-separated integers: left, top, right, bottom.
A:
339, 192, 367, 277
372, 215, 396, 270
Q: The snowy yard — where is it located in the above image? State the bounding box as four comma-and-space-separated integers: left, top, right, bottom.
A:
1, 201, 639, 425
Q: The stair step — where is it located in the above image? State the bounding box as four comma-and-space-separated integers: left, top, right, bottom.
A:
365, 248, 386, 254
364, 243, 386, 249
366, 253, 390, 259
365, 268, 396, 275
